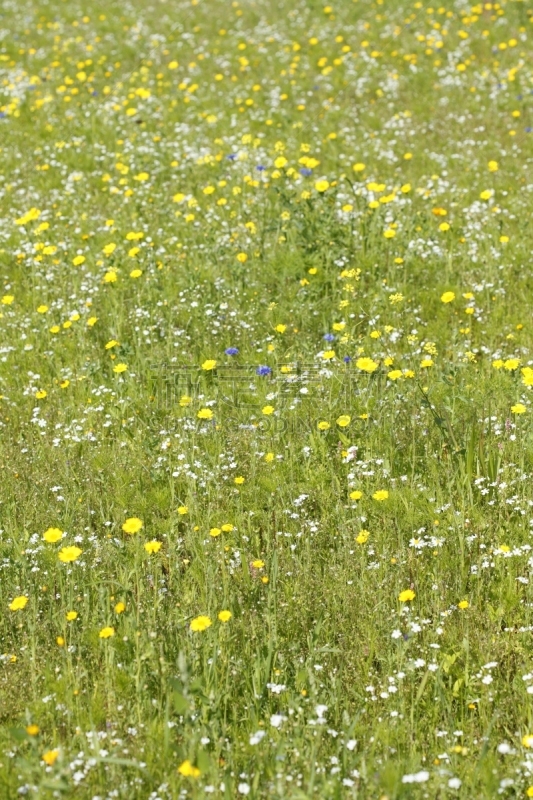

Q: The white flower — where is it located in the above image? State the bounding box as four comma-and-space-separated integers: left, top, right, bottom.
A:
346, 739, 357, 751
249, 731, 266, 745
270, 714, 285, 728
237, 783, 250, 795
448, 777, 461, 789
402, 770, 429, 784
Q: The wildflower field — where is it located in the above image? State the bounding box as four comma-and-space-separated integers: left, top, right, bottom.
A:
2, 0, 533, 796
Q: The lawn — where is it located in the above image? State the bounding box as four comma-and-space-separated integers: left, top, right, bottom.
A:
1, 0, 533, 796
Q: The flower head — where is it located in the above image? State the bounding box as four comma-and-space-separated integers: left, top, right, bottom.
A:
99, 626, 115, 639
58, 546, 82, 563
190, 615, 212, 632
43, 527, 63, 543
144, 540, 162, 554
399, 589, 415, 602
122, 517, 143, 535
9, 596, 28, 611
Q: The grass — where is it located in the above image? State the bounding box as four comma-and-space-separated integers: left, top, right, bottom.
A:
0, 0, 533, 796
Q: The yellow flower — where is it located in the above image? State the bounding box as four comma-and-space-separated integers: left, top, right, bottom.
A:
209, 527, 222, 538
43, 527, 63, 543
103, 243, 116, 255
275, 323, 287, 333
130, 269, 142, 278
99, 626, 115, 639
352, 162, 365, 172
113, 363, 128, 373
177, 505, 188, 515
58, 546, 82, 563
488, 160, 498, 172
178, 760, 201, 777
122, 517, 143, 535
42, 749, 59, 766
1, 295, 14, 305
315, 179, 330, 192
66, 611, 78, 621
522, 367, 533, 386
458, 600, 469, 610
398, 589, 415, 602
144, 540, 162, 554
56, 636, 65, 647
234, 476, 245, 485
26, 724, 39, 736
387, 370, 402, 381
522, 734, 533, 748
322, 350, 335, 360
252, 559, 265, 569
115, 602, 126, 614
373, 490, 389, 501
479, 189, 493, 200
202, 359, 217, 371
349, 490, 362, 501
262, 405, 275, 415
383, 229, 396, 239
504, 358, 520, 371
197, 408, 213, 420
356, 357, 378, 373
317, 421, 330, 430
527, 787, 533, 798
35, 390, 47, 399
218, 610, 232, 622
73, 255, 85, 266
439, 222, 450, 232
441, 291, 455, 303
37, 305, 48, 314
9, 596, 28, 611
336, 414, 351, 427
236, 252, 248, 263
87, 316, 98, 327
190, 615, 212, 632
264, 452, 275, 462
356, 529, 369, 544
420, 358, 434, 368
511, 403, 526, 414
105, 339, 119, 350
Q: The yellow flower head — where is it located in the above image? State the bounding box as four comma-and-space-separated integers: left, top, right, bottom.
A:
336, 414, 351, 427
190, 615, 212, 632
113, 363, 128, 374
441, 291, 455, 304
177, 505, 188, 515
458, 600, 469, 610
202, 359, 217, 371
115, 602, 126, 614
178, 759, 201, 777
262, 405, 275, 415
373, 490, 389, 501
122, 517, 143, 535
356, 357, 378, 373
66, 610, 78, 621
43, 527, 63, 543
399, 589, 415, 602
42, 749, 59, 766
511, 403, 526, 415
99, 626, 115, 639
144, 540, 162, 554
356, 529, 369, 544
58, 546, 82, 563
197, 408, 213, 420
318, 421, 330, 431
218, 610, 232, 622
9, 595, 28, 611
349, 490, 363, 501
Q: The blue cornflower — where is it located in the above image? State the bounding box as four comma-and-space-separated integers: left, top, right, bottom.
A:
225, 347, 239, 356
300, 168, 312, 177
256, 365, 272, 376
323, 333, 335, 342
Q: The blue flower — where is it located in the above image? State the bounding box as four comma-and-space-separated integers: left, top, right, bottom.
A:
300, 168, 312, 177
256, 365, 272, 376
225, 347, 239, 356
323, 333, 335, 342
256, 165, 266, 172
343, 356, 352, 363
227, 153, 237, 161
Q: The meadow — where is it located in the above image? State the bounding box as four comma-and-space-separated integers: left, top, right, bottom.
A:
0, 0, 533, 796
